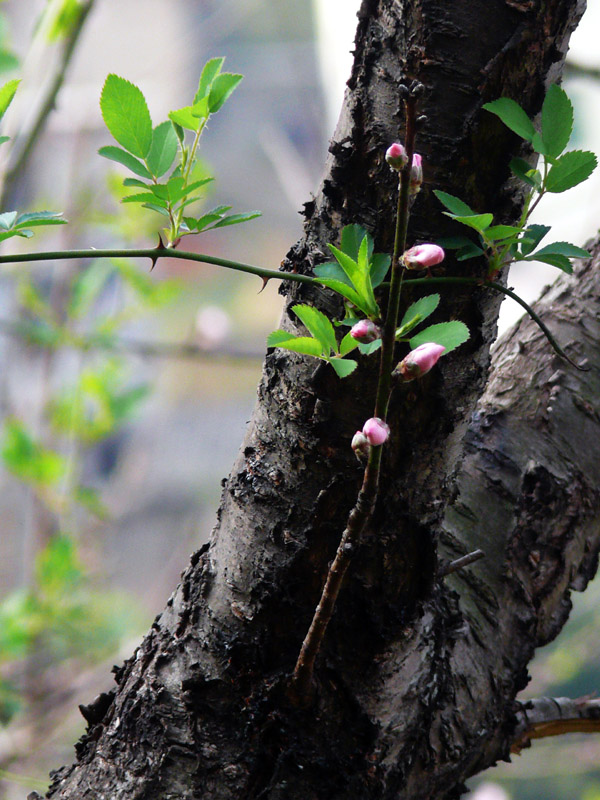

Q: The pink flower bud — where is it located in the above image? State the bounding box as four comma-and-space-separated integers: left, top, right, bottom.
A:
385, 142, 408, 171
403, 244, 445, 270
409, 153, 423, 195
351, 430, 370, 459
350, 319, 382, 343
362, 417, 390, 446
394, 342, 446, 382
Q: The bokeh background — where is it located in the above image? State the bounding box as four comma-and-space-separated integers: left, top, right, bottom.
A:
0, 1, 599, 797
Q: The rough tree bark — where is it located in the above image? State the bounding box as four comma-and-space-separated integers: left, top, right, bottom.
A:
43, 1, 599, 798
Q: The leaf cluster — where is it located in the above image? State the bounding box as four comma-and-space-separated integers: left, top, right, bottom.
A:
99, 58, 260, 245
437, 84, 596, 276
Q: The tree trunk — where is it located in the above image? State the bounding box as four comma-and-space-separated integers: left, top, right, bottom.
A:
45, 1, 596, 798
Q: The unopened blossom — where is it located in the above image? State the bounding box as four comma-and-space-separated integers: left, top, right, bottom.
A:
394, 342, 446, 382
385, 142, 408, 171
362, 417, 390, 446
403, 243, 445, 271
409, 153, 423, 195
350, 319, 382, 343
351, 430, 370, 459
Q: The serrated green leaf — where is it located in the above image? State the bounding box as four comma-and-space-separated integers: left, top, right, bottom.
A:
433, 190, 474, 216
510, 157, 541, 188
146, 121, 178, 178
122, 177, 148, 188
522, 253, 573, 273
100, 74, 153, 158
541, 84, 573, 159
190, 97, 209, 119
327, 241, 378, 316
293, 304, 337, 354
98, 145, 152, 179
529, 241, 590, 259
208, 72, 243, 113
399, 294, 440, 332
545, 150, 597, 193
314, 260, 353, 288
483, 97, 535, 141
15, 211, 65, 227
168, 106, 201, 132
340, 224, 370, 261
329, 358, 357, 378
212, 211, 261, 228
142, 203, 169, 216
446, 213, 493, 232
370, 252, 391, 287
456, 243, 485, 261
267, 329, 294, 347
0, 78, 19, 123
519, 224, 550, 256
339, 331, 357, 356
195, 57, 225, 102
267, 334, 324, 357
409, 321, 470, 353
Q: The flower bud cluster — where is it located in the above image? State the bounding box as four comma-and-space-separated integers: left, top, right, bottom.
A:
393, 342, 445, 382
352, 417, 390, 459
385, 144, 423, 195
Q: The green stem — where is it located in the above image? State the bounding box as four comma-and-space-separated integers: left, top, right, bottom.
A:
289, 89, 420, 704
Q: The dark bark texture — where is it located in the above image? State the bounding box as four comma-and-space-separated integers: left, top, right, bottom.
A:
46, 1, 597, 798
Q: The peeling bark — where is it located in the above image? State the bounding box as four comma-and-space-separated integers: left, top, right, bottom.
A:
44, 1, 596, 799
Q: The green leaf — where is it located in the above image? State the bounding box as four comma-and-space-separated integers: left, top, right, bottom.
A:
340, 224, 370, 261
409, 321, 470, 353
195, 57, 225, 102
14, 211, 66, 229
522, 253, 573, 273
339, 331, 357, 356
358, 340, 381, 355
313, 260, 353, 288
433, 190, 474, 216
0, 78, 19, 123
212, 211, 261, 228
266, 332, 324, 357
329, 357, 357, 378
482, 97, 536, 141
0, 135, 10, 146
519, 224, 550, 256
146, 121, 178, 178
122, 192, 167, 206
0, 210, 17, 229
317, 277, 377, 318
100, 75, 153, 158
168, 106, 201, 132
485, 225, 522, 241
122, 177, 148, 188
541, 84, 573, 159
97, 145, 152, 179
208, 72, 243, 113
292, 304, 337, 354
399, 294, 440, 332
456, 242, 485, 261
509, 157, 541, 188
536, 241, 590, 258
327, 241, 378, 316
370, 253, 391, 287
545, 150, 597, 193
447, 213, 493, 232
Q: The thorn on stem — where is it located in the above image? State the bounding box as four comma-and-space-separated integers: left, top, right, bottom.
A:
258, 277, 270, 293
150, 233, 164, 272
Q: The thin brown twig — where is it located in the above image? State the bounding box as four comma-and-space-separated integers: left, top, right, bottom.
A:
512, 696, 600, 753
